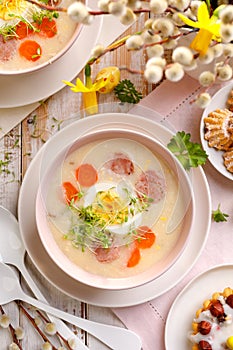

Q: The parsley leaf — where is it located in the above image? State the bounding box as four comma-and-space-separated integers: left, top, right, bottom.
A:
212, 204, 229, 223
114, 79, 142, 104
167, 131, 208, 170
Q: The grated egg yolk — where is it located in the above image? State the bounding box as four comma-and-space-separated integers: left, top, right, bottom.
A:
92, 189, 128, 225
0, 0, 29, 20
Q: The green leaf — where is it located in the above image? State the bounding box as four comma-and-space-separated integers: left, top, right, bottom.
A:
114, 79, 142, 104
212, 203, 229, 223
167, 131, 208, 170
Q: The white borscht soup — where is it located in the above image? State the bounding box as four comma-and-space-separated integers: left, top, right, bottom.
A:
43, 137, 192, 279
0, 0, 79, 71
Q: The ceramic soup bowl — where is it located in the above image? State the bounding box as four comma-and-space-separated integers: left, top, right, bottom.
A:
0, 0, 81, 75
36, 128, 194, 290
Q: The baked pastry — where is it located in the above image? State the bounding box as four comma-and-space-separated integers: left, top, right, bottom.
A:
188, 287, 233, 350
227, 89, 233, 112
204, 108, 233, 151
223, 149, 233, 173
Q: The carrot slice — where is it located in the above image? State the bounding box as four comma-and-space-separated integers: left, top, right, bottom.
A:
76, 164, 98, 187
15, 21, 33, 39
18, 40, 42, 61
36, 18, 57, 38
136, 226, 156, 249
62, 182, 79, 204
127, 247, 141, 268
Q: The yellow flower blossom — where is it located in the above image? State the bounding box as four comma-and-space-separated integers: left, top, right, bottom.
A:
63, 78, 108, 94
179, 2, 221, 55
63, 65, 111, 115
63, 65, 121, 115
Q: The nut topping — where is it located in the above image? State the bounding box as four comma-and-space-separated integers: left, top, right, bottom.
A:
226, 294, 233, 308
199, 340, 212, 350
198, 320, 211, 335
209, 300, 224, 317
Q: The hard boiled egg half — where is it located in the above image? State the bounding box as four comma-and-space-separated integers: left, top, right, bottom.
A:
83, 181, 142, 235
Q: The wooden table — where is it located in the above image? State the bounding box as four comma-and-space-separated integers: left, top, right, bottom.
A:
0, 16, 153, 349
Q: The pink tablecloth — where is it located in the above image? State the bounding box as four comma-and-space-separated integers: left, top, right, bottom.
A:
112, 75, 233, 350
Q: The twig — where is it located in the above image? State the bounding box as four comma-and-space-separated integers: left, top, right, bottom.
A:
25, 0, 151, 14
88, 8, 151, 15
119, 66, 144, 75
25, 0, 67, 11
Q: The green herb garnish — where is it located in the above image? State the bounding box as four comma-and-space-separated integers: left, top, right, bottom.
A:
167, 131, 208, 170
212, 203, 229, 222
114, 79, 142, 104
32, 10, 59, 24
0, 24, 17, 40
66, 187, 153, 251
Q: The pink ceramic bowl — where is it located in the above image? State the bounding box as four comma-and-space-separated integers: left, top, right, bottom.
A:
0, 1, 82, 76
36, 127, 194, 290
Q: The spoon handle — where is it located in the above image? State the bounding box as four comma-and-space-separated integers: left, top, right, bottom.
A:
20, 293, 142, 350
18, 261, 89, 350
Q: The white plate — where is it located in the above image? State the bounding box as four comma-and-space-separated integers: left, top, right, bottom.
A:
0, 4, 102, 108
200, 83, 233, 181
165, 264, 233, 350
18, 112, 211, 307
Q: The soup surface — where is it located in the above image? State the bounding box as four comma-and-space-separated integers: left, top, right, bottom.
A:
45, 138, 189, 278
0, 0, 78, 71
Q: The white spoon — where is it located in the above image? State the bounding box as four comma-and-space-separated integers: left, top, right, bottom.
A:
0, 207, 90, 349
0, 261, 142, 350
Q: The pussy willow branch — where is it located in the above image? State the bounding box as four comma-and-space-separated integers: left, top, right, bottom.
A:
25, 0, 152, 14
24, 0, 199, 70
19, 303, 58, 350
88, 35, 132, 65
25, 0, 194, 14
88, 28, 197, 66
36, 310, 73, 350
0, 305, 23, 350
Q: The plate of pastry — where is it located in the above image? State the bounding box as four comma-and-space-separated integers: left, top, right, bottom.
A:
200, 83, 233, 181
